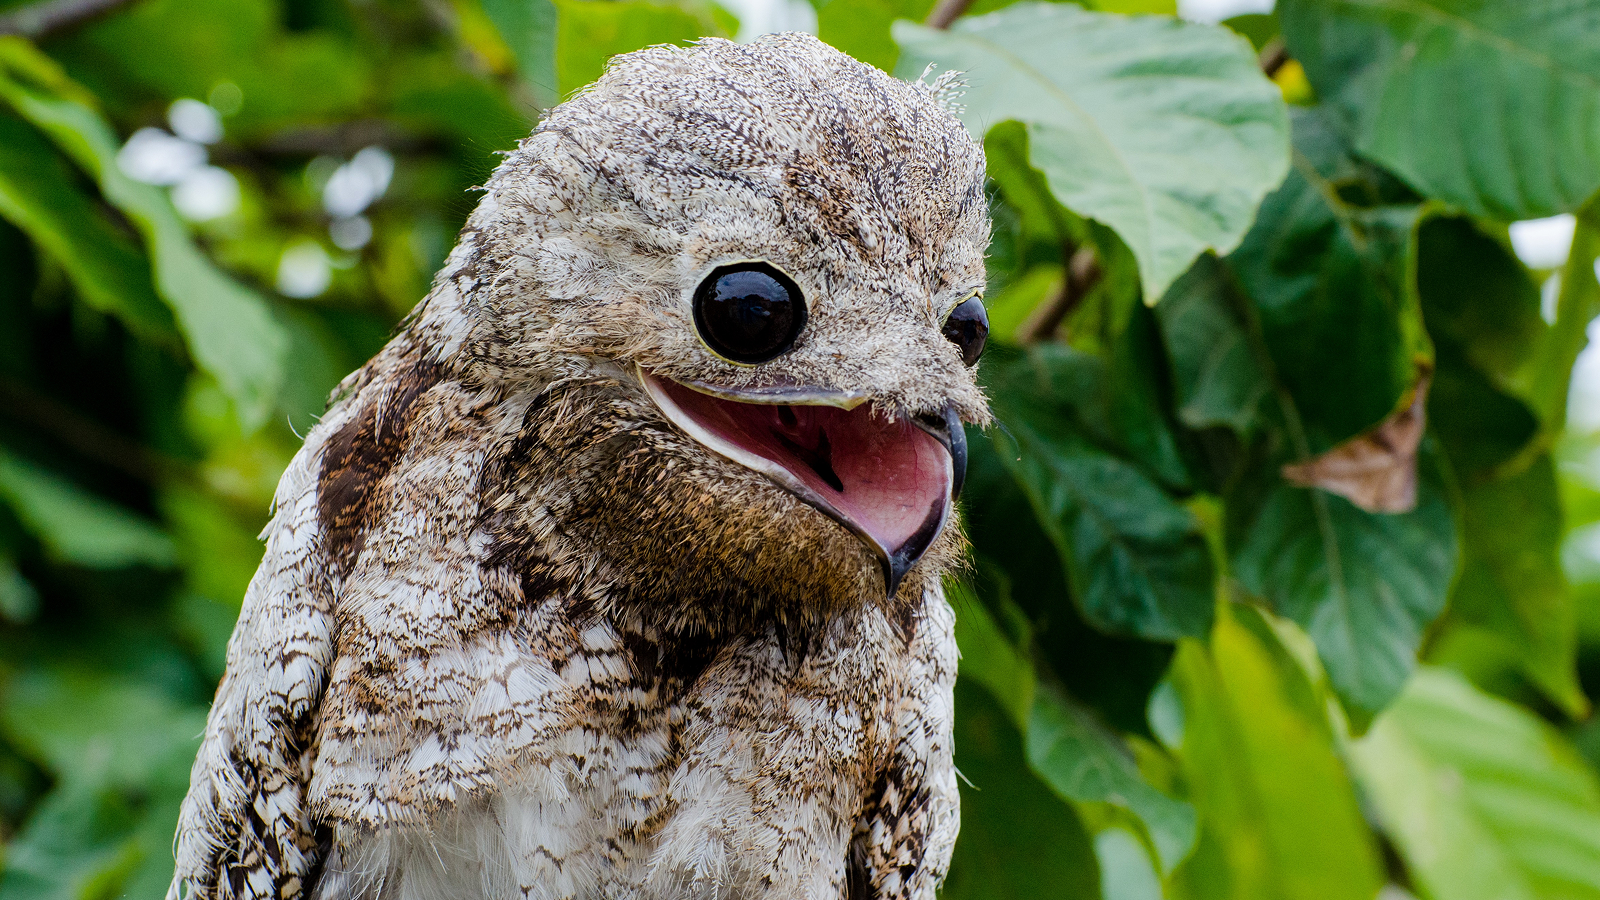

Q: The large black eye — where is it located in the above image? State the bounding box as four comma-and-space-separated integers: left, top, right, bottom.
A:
693, 262, 807, 364
943, 295, 988, 366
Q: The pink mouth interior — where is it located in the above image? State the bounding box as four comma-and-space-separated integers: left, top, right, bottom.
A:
647, 376, 952, 562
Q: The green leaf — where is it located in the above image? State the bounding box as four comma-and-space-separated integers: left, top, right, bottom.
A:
1445, 458, 1586, 717
951, 578, 1194, 874
1416, 217, 1544, 402
943, 678, 1101, 900
1350, 667, 1600, 900
1094, 828, 1163, 900
0, 114, 173, 342
1166, 605, 1385, 900
1519, 207, 1600, 434
1419, 217, 1544, 478
986, 347, 1215, 640
0, 667, 205, 900
949, 578, 1037, 727
1028, 681, 1198, 874
1153, 253, 1270, 436
553, 0, 725, 96
0, 448, 175, 570
0, 551, 39, 623
483, 0, 560, 108
817, 0, 931, 73
0, 38, 287, 431
53, 0, 370, 137
1227, 459, 1458, 719
894, 3, 1289, 298
1281, 0, 1600, 220
1416, 215, 1584, 715
962, 430, 1180, 732
1, 668, 204, 791
1227, 106, 1429, 451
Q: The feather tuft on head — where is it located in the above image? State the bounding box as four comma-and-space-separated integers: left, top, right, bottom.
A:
914, 63, 968, 118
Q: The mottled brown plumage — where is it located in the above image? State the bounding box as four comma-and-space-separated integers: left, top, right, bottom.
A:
171, 33, 990, 900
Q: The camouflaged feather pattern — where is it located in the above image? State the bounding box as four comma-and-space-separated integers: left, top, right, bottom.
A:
171, 33, 989, 900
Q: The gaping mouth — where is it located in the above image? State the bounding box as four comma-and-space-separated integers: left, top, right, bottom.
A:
641, 369, 965, 597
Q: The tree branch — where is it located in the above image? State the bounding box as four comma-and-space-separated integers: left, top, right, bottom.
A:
924, 0, 975, 30
0, 0, 140, 39
1017, 245, 1102, 345
1259, 37, 1290, 79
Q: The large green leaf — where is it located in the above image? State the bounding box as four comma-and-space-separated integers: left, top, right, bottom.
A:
1417, 217, 1544, 404
894, 3, 1289, 298
1351, 667, 1600, 900
986, 347, 1214, 640
1228, 460, 1458, 720
553, 0, 727, 96
0, 39, 287, 430
1417, 216, 1584, 715
483, 0, 560, 108
1447, 459, 1585, 716
951, 583, 1196, 874
0, 449, 175, 570
0, 667, 206, 900
817, 0, 931, 73
1153, 253, 1270, 436
1226, 106, 1429, 451
1281, 0, 1600, 220
1166, 605, 1385, 900
962, 432, 1180, 733
1028, 682, 1197, 874
943, 678, 1100, 900
0, 114, 172, 342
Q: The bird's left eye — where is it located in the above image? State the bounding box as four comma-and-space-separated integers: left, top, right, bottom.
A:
943, 295, 988, 366
693, 262, 807, 364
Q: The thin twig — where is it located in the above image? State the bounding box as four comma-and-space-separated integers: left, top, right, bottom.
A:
0, 0, 139, 39
1016, 245, 1102, 345
924, 0, 975, 30
1259, 37, 1290, 79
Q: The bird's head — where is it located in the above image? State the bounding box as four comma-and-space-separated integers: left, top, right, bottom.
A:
426, 33, 991, 633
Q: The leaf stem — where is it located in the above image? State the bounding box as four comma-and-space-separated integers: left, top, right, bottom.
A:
1017, 244, 1101, 344
924, 0, 975, 30
1528, 203, 1600, 434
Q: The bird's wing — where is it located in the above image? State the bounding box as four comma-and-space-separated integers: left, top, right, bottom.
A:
169, 415, 344, 900
852, 588, 961, 900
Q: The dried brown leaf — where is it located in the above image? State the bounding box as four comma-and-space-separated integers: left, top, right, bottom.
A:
1282, 371, 1430, 514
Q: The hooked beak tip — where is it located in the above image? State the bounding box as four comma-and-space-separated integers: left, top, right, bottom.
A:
915, 405, 968, 504
881, 404, 968, 599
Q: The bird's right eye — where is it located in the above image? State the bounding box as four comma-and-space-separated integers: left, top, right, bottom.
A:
693, 262, 807, 365
942, 294, 988, 366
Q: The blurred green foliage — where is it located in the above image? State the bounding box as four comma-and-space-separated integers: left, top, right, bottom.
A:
2, 0, 1600, 897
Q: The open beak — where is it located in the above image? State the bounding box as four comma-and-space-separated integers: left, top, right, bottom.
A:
641, 369, 966, 598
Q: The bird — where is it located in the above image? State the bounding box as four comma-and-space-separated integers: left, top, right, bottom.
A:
169, 32, 992, 900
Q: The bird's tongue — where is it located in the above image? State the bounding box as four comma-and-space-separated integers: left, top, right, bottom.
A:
644, 375, 952, 580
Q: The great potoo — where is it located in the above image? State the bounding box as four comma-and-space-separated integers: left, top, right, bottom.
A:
170, 32, 992, 900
